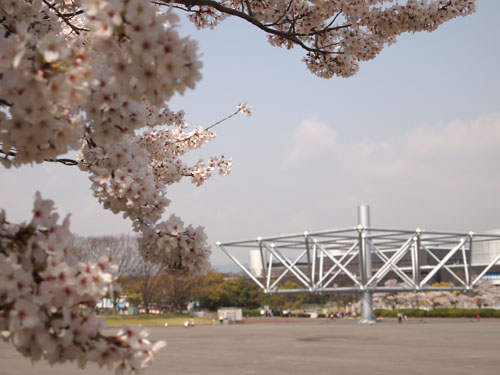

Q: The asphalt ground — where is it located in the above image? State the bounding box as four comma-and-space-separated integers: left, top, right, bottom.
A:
1, 318, 499, 375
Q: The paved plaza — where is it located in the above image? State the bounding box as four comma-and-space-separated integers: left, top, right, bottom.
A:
1, 318, 499, 375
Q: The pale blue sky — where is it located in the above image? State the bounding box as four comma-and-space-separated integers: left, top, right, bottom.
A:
1, 0, 499, 267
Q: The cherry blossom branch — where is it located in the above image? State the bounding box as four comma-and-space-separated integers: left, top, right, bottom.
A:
42, 0, 88, 35
161, 0, 342, 55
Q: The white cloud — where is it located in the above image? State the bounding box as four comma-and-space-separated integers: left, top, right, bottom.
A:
281, 119, 337, 167
349, 113, 500, 181
276, 113, 500, 232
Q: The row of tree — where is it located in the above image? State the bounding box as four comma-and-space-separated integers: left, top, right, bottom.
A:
73, 234, 360, 313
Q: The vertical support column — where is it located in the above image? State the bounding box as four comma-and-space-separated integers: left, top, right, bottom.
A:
319, 248, 324, 289
358, 205, 375, 324
412, 229, 421, 289
304, 232, 312, 289
467, 232, 474, 289
311, 240, 317, 288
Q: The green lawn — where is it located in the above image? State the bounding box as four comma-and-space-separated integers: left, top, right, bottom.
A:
104, 314, 214, 328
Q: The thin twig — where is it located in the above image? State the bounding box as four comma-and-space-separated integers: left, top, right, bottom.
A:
263, 1, 294, 28
204, 109, 239, 132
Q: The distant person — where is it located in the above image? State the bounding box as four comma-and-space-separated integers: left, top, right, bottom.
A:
403, 312, 408, 321
219, 315, 224, 325
476, 313, 480, 322
397, 312, 403, 324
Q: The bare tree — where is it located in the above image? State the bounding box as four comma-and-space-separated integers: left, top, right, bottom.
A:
158, 273, 200, 313
74, 234, 142, 313
130, 261, 166, 314
74, 234, 140, 275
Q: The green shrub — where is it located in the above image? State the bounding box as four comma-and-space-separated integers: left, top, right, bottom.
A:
243, 308, 262, 317
374, 309, 397, 317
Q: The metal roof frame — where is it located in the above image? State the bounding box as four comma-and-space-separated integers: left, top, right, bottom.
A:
217, 226, 500, 294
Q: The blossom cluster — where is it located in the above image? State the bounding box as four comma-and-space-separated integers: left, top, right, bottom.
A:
0, 2, 88, 166
182, 0, 476, 78
0, 0, 203, 167
0, 193, 165, 374
78, 131, 213, 273
139, 214, 211, 274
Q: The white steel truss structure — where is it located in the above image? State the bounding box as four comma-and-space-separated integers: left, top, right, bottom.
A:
217, 226, 500, 294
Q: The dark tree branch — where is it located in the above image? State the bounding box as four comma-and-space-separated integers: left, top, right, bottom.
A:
244, 0, 253, 17
44, 158, 79, 166
0, 242, 7, 256
60, 9, 85, 18
0, 149, 16, 157
0, 149, 79, 166
0, 98, 12, 107
0, 16, 15, 36
295, 23, 350, 37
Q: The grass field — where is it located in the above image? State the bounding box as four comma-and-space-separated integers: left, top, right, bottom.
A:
104, 314, 214, 327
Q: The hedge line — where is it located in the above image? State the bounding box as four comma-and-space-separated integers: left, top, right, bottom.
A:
374, 308, 500, 318
244, 308, 500, 318
245, 308, 262, 317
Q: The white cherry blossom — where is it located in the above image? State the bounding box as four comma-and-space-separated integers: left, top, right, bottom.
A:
0, 193, 165, 374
